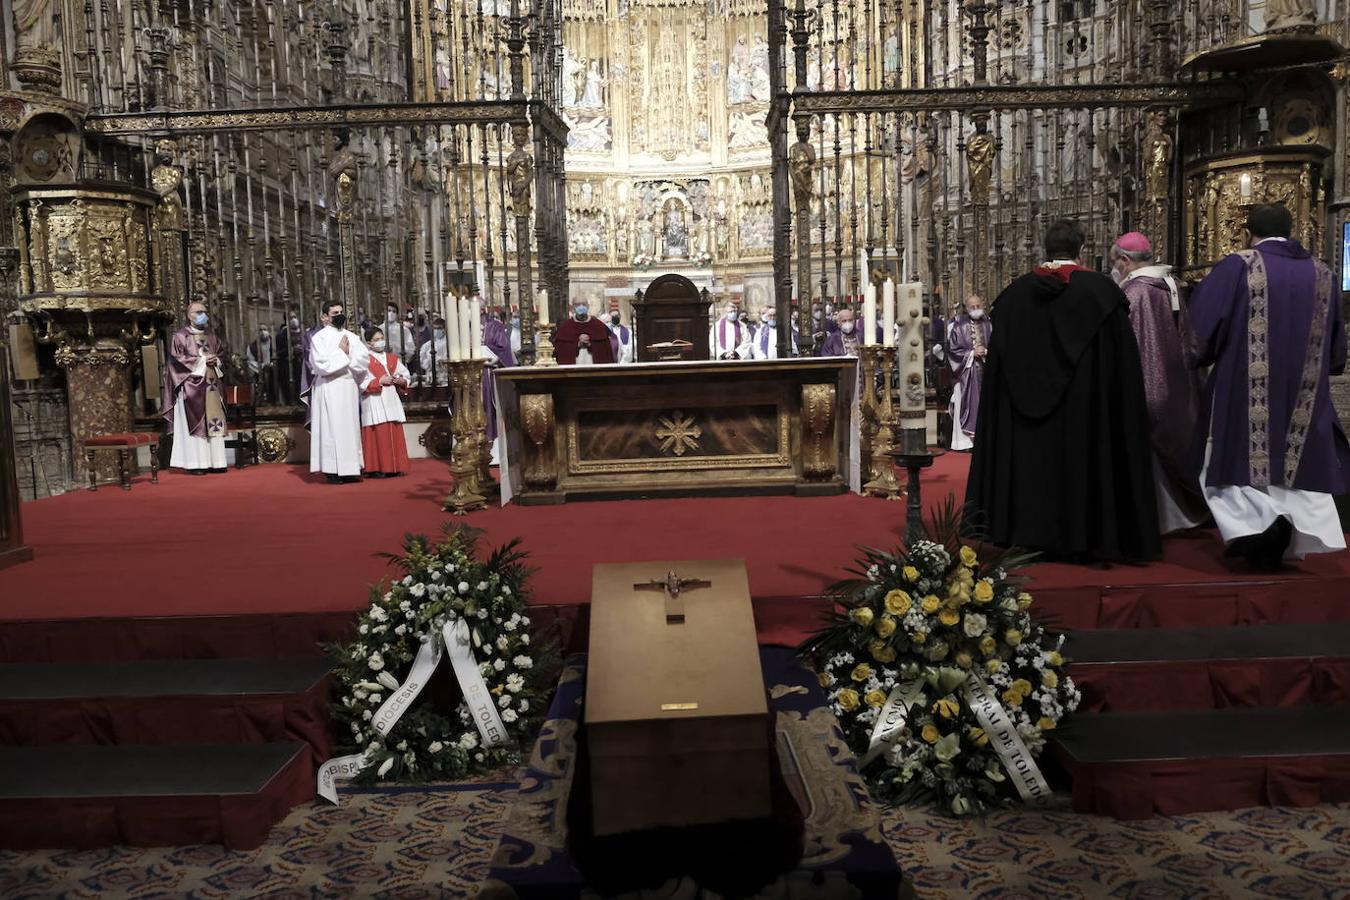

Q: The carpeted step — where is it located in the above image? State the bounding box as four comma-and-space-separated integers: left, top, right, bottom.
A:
1054, 706, 1350, 819
0, 658, 333, 764
0, 742, 311, 850
1066, 623, 1350, 712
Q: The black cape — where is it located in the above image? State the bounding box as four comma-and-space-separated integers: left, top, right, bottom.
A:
964, 267, 1161, 562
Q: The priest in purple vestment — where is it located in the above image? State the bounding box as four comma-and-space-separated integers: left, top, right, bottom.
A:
819, 308, 862, 357
947, 293, 992, 451
1110, 231, 1209, 533
1188, 204, 1348, 568
163, 301, 228, 474
482, 309, 515, 449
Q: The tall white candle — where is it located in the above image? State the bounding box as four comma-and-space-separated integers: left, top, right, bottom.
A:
445, 292, 462, 361
537, 288, 550, 327
458, 295, 473, 360
863, 282, 877, 347
882, 279, 896, 348
470, 295, 483, 359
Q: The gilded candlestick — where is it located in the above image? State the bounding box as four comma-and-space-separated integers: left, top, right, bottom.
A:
864, 346, 902, 499
443, 360, 487, 516
534, 324, 558, 367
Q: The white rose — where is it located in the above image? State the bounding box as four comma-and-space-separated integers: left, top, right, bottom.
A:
963, 614, 988, 638
506, 674, 525, 693
369, 693, 382, 704
410, 583, 425, 598
513, 655, 533, 668
498, 693, 512, 708
362, 710, 372, 720
368, 652, 385, 671
429, 741, 444, 753
358, 624, 369, 634
496, 636, 510, 651
519, 699, 530, 712
493, 659, 506, 671
394, 624, 408, 637
477, 581, 488, 591
459, 582, 471, 594
521, 634, 530, 645
502, 709, 519, 723
460, 733, 478, 750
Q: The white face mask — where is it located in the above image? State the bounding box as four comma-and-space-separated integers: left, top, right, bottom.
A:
840, 321, 855, 334
968, 308, 985, 320
370, 339, 386, 352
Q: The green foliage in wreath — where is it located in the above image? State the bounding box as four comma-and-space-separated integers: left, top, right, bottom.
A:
799, 500, 1080, 816
329, 527, 557, 783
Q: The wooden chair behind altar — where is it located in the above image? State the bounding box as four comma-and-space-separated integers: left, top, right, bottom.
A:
631, 274, 710, 362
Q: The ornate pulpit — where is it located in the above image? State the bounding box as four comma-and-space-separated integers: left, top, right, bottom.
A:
631, 274, 710, 361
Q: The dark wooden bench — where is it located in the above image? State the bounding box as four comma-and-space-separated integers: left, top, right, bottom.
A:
80, 433, 160, 491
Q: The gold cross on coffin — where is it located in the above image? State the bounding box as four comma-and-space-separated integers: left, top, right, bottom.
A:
633, 569, 711, 624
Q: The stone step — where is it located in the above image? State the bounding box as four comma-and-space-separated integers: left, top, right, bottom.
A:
1054, 706, 1350, 819
0, 742, 311, 850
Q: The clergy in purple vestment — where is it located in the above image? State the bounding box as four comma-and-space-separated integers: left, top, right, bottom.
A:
163, 300, 228, 473
946, 294, 992, 451
482, 311, 515, 446
298, 322, 321, 428
819, 308, 862, 357
1188, 204, 1349, 568
1110, 231, 1209, 534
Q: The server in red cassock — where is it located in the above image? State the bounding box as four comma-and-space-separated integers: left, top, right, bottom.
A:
554, 298, 616, 366
964, 219, 1161, 562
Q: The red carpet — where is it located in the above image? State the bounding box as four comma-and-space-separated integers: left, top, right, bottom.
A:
3, 454, 1349, 656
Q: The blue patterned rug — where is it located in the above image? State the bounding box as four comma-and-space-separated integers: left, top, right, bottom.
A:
0, 783, 1346, 898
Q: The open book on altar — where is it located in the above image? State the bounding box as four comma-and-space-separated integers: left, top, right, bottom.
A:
644, 339, 693, 361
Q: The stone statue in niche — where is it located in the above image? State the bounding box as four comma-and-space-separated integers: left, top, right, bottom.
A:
637, 218, 656, 257
660, 199, 689, 260
1265, 0, 1317, 31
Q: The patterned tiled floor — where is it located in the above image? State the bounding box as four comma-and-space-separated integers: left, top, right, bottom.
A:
1, 785, 1347, 899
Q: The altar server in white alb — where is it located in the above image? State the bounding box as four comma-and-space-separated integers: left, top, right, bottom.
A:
739, 305, 797, 359
164, 300, 228, 474
308, 301, 370, 483
710, 301, 746, 359
359, 326, 411, 478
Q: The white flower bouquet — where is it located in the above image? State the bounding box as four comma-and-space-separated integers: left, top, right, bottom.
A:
329, 527, 555, 783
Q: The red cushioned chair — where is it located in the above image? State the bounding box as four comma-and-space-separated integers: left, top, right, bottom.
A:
81, 432, 160, 491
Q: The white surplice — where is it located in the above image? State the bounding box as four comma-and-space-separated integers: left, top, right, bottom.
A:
358, 353, 410, 426
309, 326, 370, 476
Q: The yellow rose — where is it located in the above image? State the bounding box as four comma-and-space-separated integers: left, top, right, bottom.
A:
954, 650, 973, 670
817, 670, 835, 688
884, 590, 913, 615
979, 636, 997, 657
938, 608, 961, 627
985, 659, 1003, 675
1005, 629, 1023, 647
865, 689, 888, 708
958, 568, 975, 586
959, 545, 978, 567
1001, 688, 1024, 707
1042, 670, 1059, 690
870, 642, 897, 664
850, 663, 873, 683
875, 615, 897, 638
911, 631, 928, 644
967, 726, 990, 747
973, 581, 995, 603
1046, 650, 1064, 667
932, 697, 960, 719
837, 688, 860, 711
1010, 678, 1033, 697
850, 606, 875, 627
921, 723, 942, 744
921, 595, 942, 614
1017, 592, 1034, 609
902, 565, 920, 583
1037, 716, 1057, 731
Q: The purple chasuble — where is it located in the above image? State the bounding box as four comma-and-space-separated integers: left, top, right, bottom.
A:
162, 326, 225, 437
947, 314, 992, 437
820, 330, 860, 357
1189, 240, 1349, 493
482, 317, 514, 442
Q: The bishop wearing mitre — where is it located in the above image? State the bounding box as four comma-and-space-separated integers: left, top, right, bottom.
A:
554, 298, 616, 365
307, 301, 370, 483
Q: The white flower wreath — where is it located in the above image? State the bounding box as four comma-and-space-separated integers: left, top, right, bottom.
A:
328, 528, 556, 785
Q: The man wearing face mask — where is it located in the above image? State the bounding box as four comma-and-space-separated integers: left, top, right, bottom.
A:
1110, 231, 1207, 533
740, 305, 797, 359
164, 301, 228, 474
246, 324, 276, 402
710, 301, 746, 359
307, 302, 370, 483
554, 298, 615, 365
819, 308, 861, 357
382, 302, 417, 361
946, 294, 992, 451
606, 308, 635, 364
418, 317, 453, 385
274, 307, 306, 405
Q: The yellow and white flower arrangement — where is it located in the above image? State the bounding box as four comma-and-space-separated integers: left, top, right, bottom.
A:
800, 505, 1079, 816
